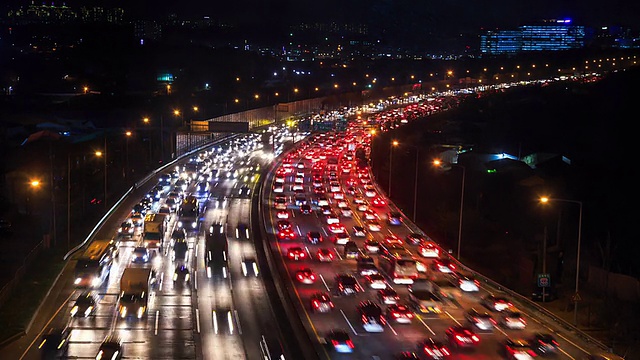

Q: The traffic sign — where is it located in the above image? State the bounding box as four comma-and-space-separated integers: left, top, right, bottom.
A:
537, 273, 551, 288
572, 292, 582, 302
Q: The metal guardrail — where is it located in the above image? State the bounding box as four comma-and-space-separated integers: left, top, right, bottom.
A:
371, 169, 611, 353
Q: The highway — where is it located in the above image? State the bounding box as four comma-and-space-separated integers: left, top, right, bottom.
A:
260, 124, 608, 359
13, 130, 293, 360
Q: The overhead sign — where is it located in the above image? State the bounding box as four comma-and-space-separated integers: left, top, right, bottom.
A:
537, 273, 551, 288
208, 121, 249, 133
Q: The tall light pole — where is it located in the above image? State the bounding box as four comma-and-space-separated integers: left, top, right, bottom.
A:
389, 140, 398, 197
95, 147, 107, 210
392, 141, 420, 223
125, 131, 132, 178
434, 159, 466, 260
540, 196, 583, 326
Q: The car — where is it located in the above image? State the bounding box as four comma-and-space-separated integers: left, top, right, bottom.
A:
276, 210, 290, 219
500, 310, 527, 329
431, 258, 456, 273
364, 273, 388, 289
352, 226, 366, 237
445, 326, 480, 349
158, 204, 172, 216
300, 204, 312, 214
131, 246, 150, 263
362, 239, 379, 254
320, 205, 332, 215
345, 186, 357, 195
313, 186, 325, 195
70, 291, 98, 317
340, 208, 353, 217
387, 212, 403, 225
364, 186, 377, 197
117, 220, 135, 238
465, 308, 496, 331
310, 292, 334, 313
241, 257, 259, 277
335, 274, 361, 296
371, 196, 386, 207
329, 182, 341, 192
171, 228, 187, 245
277, 227, 296, 240
287, 246, 307, 260
274, 197, 287, 210
353, 195, 366, 204
357, 261, 379, 276
316, 248, 335, 262
130, 213, 144, 227
173, 265, 191, 283
384, 234, 404, 246
306, 231, 323, 244
273, 184, 284, 193
195, 181, 210, 194
366, 219, 382, 231
165, 197, 179, 210
295, 268, 317, 284
276, 220, 292, 230
419, 242, 440, 258
406, 233, 426, 245
386, 303, 414, 324
325, 329, 354, 353
377, 288, 400, 305
275, 175, 285, 184
316, 196, 330, 206
39, 326, 71, 357
343, 241, 359, 259
96, 335, 123, 360
358, 300, 385, 332
363, 209, 379, 220
326, 212, 340, 224
417, 338, 451, 359
294, 175, 304, 184
333, 192, 345, 200
481, 294, 513, 312
294, 195, 307, 206
454, 272, 480, 292
329, 232, 348, 245
528, 333, 560, 356
503, 338, 537, 360
328, 223, 346, 234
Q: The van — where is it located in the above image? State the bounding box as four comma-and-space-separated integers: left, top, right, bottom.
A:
344, 241, 359, 259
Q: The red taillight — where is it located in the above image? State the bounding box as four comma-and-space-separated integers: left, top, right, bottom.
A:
406, 313, 414, 318
331, 340, 339, 347
312, 300, 320, 308
392, 312, 400, 318
527, 350, 537, 356
552, 340, 559, 346
471, 335, 480, 342
300, 252, 306, 258
310, 274, 316, 280
346, 340, 354, 348
441, 348, 450, 355
297, 274, 303, 280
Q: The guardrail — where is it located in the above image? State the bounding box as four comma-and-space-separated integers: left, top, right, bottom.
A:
63, 134, 237, 260
372, 169, 611, 353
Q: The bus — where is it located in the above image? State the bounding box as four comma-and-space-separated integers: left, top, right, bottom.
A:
205, 223, 228, 279
378, 253, 419, 285
73, 239, 118, 288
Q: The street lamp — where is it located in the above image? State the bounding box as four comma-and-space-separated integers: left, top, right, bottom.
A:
389, 140, 399, 197
125, 131, 132, 178
95, 148, 107, 210
540, 196, 583, 326
434, 159, 466, 260
393, 142, 421, 223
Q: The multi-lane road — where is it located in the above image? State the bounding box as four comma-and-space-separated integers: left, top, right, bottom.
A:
260, 127, 608, 359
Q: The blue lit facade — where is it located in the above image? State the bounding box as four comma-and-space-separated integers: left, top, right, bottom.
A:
480, 19, 587, 56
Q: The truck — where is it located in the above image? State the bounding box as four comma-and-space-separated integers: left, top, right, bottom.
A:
143, 213, 167, 249
118, 267, 153, 319
178, 195, 200, 232
407, 279, 443, 314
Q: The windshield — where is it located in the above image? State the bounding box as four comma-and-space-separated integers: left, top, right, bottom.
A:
74, 259, 100, 272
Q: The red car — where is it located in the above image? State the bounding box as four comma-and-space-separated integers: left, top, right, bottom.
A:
386, 303, 414, 324
310, 292, 334, 313
384, 235, 403, 246
295, 268, 317, 284
371, 197, 386, 207
328, 223, 346, 234
445, 326, 480, 349
277, 228, 296, 240
287, 247, 307, 260
317, 248, 335, 262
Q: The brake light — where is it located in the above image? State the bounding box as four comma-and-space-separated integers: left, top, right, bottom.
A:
552, 340, 559, 346
331, 340, 339, 347
346, 340, 354, 348
297, 274, 303, 280
310, 274, 316, 280
312, 300, 320, 308
471, 335, 479, 342
392, 312, 400, 317
441, 348, 450, 355
527, 350, 537, 356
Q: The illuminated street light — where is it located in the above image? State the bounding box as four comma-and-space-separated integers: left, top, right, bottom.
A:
540, 196, 583, 326
30, 179, 41, 188
389, 140, 399, 197
434, 159, 466, 260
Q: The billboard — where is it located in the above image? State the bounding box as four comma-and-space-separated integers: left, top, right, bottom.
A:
208, 121, 250, 133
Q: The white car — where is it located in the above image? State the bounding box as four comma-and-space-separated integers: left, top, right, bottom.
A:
317, 197, 330, 207
365, 274, 388, 289
292, 184, 304, 192
500, 311, 526, 329
340, 208, 353, 217
275, 176, 285, 184
353, 226, 366, 237
273, 184, 284, 193
353, 196, 366, 205
337, 200, 349, 208
326, 213, 340, 225
294, 176, 304, 184
364, 186, 377, 198
329, 182, 341, 192
357, 203, 369, 212
333, 192, 345, 200
366, 220, 381, 232
332, 233, 350, 245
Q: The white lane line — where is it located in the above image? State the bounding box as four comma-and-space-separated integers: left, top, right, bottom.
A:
213, 310, 218, 334
334, 248, 343, 260
387, 321, 398, 336
305, 246, 312, 258
195, 308, 201, 333
194, 273, 198, 290
354, 277, 364, 292
234, 309, 243, 335
444, 311, 461, 326
228, 310, 234, 335
340, 309, 359, 336
159, 272, 164, 292
416, 315, 437, 336
319, 274, 331, 292
154, 311, 160, 335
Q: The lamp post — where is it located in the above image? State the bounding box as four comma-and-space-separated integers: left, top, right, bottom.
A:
540, 196, 583, 326
392, 141, 421, 223
95, 147, 107, 210
434, 159, 466, 260
389, 140, 398, 197
125, 131, 132, 178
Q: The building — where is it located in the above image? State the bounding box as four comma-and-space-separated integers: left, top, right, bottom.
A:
480, 19, 586, 56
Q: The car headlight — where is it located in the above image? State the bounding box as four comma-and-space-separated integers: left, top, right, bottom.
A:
74, 277, 82, 285
173, 274, 178, 281
137, 306, 145, 318
185, 274, 190, 282
84, 306, 93, 317
120, 306, 127, 318
191, 221, 197, 229
91, 277, 102, 287
177, 221, 183, 228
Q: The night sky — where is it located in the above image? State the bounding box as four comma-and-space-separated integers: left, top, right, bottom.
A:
4, 0, 640, 30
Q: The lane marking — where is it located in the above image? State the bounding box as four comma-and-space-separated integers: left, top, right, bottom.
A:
195, 308, 201, 333
234, 309, 243, 335
319, 274, 331, 292
340, 309, 359, 336
415, 314, 437, 336
155, 310, 160, 335
213, 310, 218, 334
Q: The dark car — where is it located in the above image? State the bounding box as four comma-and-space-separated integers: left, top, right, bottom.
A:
70, 291, 98, 317
325, 329, 354, 353
96, 335, 123, 360
334, 274, 361, 296
38, 326, 71, 358
406, 233, 426, 245
307, 231, 323, 244
528, 332, 560, 355
417, 338, 451, 359
343, 241, 359, 259
300, 204, 313, 214
171, 228, 187, 244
